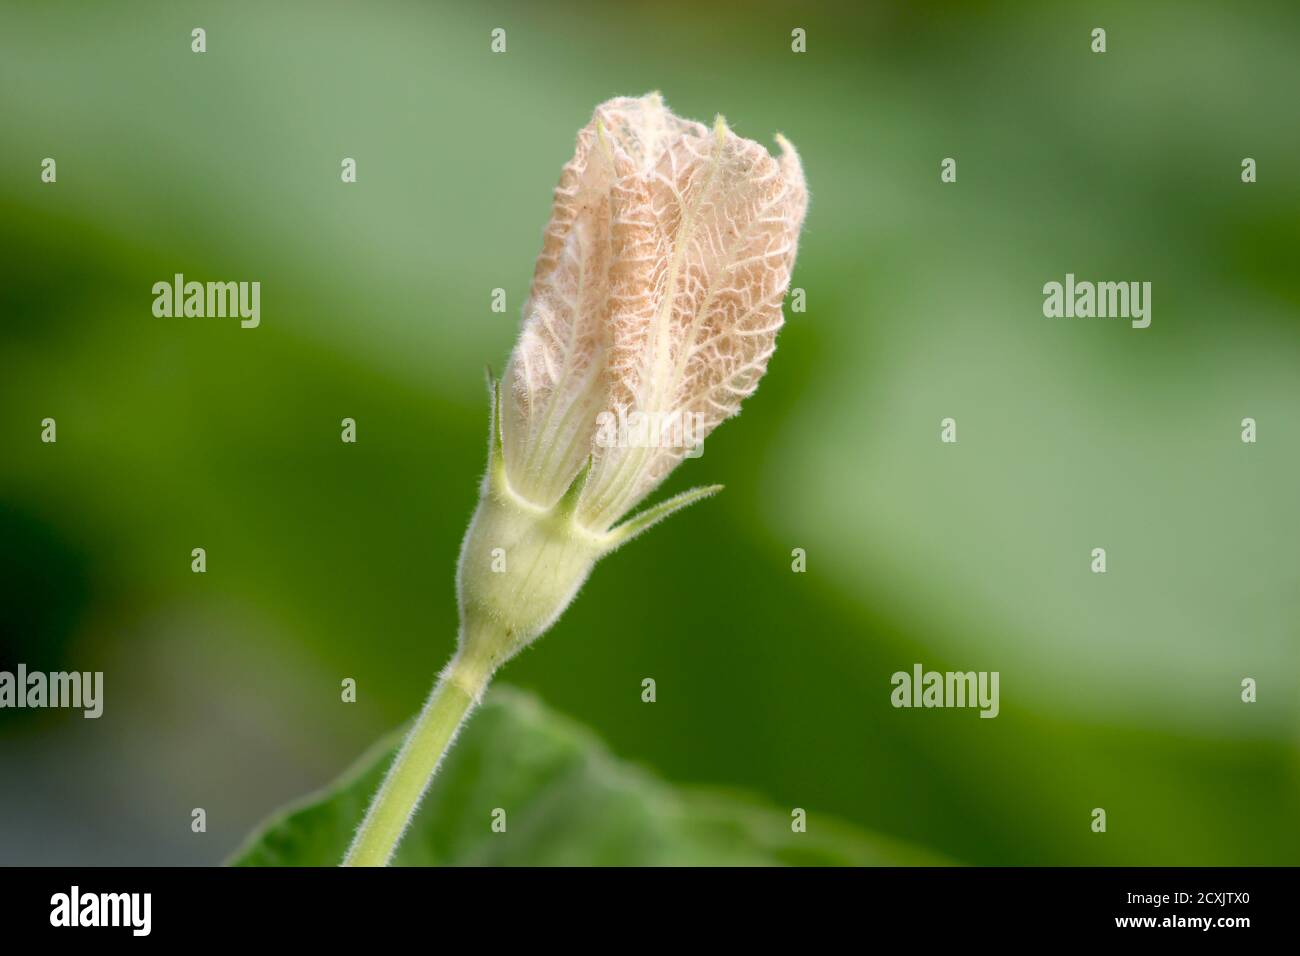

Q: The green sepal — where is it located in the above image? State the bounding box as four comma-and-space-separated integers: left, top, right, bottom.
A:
602, 484, 725, 551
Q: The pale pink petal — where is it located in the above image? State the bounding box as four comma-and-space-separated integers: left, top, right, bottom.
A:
575, 119, 808, 530
501, 94, 699, 507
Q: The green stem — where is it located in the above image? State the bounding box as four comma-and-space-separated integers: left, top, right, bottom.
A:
342, 653, 493, 867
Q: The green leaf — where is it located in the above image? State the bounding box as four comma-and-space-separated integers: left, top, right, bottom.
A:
229, 686, 945, 866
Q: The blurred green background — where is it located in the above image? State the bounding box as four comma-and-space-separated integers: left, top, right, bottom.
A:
2, 0, 1297, 865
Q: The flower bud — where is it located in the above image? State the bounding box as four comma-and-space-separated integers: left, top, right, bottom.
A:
501, 93, 806, 525
459, 94, 808, 669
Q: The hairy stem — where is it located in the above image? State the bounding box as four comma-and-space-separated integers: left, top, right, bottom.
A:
342, 652, 494, 867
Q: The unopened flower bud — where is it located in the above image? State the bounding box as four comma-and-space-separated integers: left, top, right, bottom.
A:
460, 92, 808, 670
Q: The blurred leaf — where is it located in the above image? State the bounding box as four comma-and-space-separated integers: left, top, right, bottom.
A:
230, 686, 942, 866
